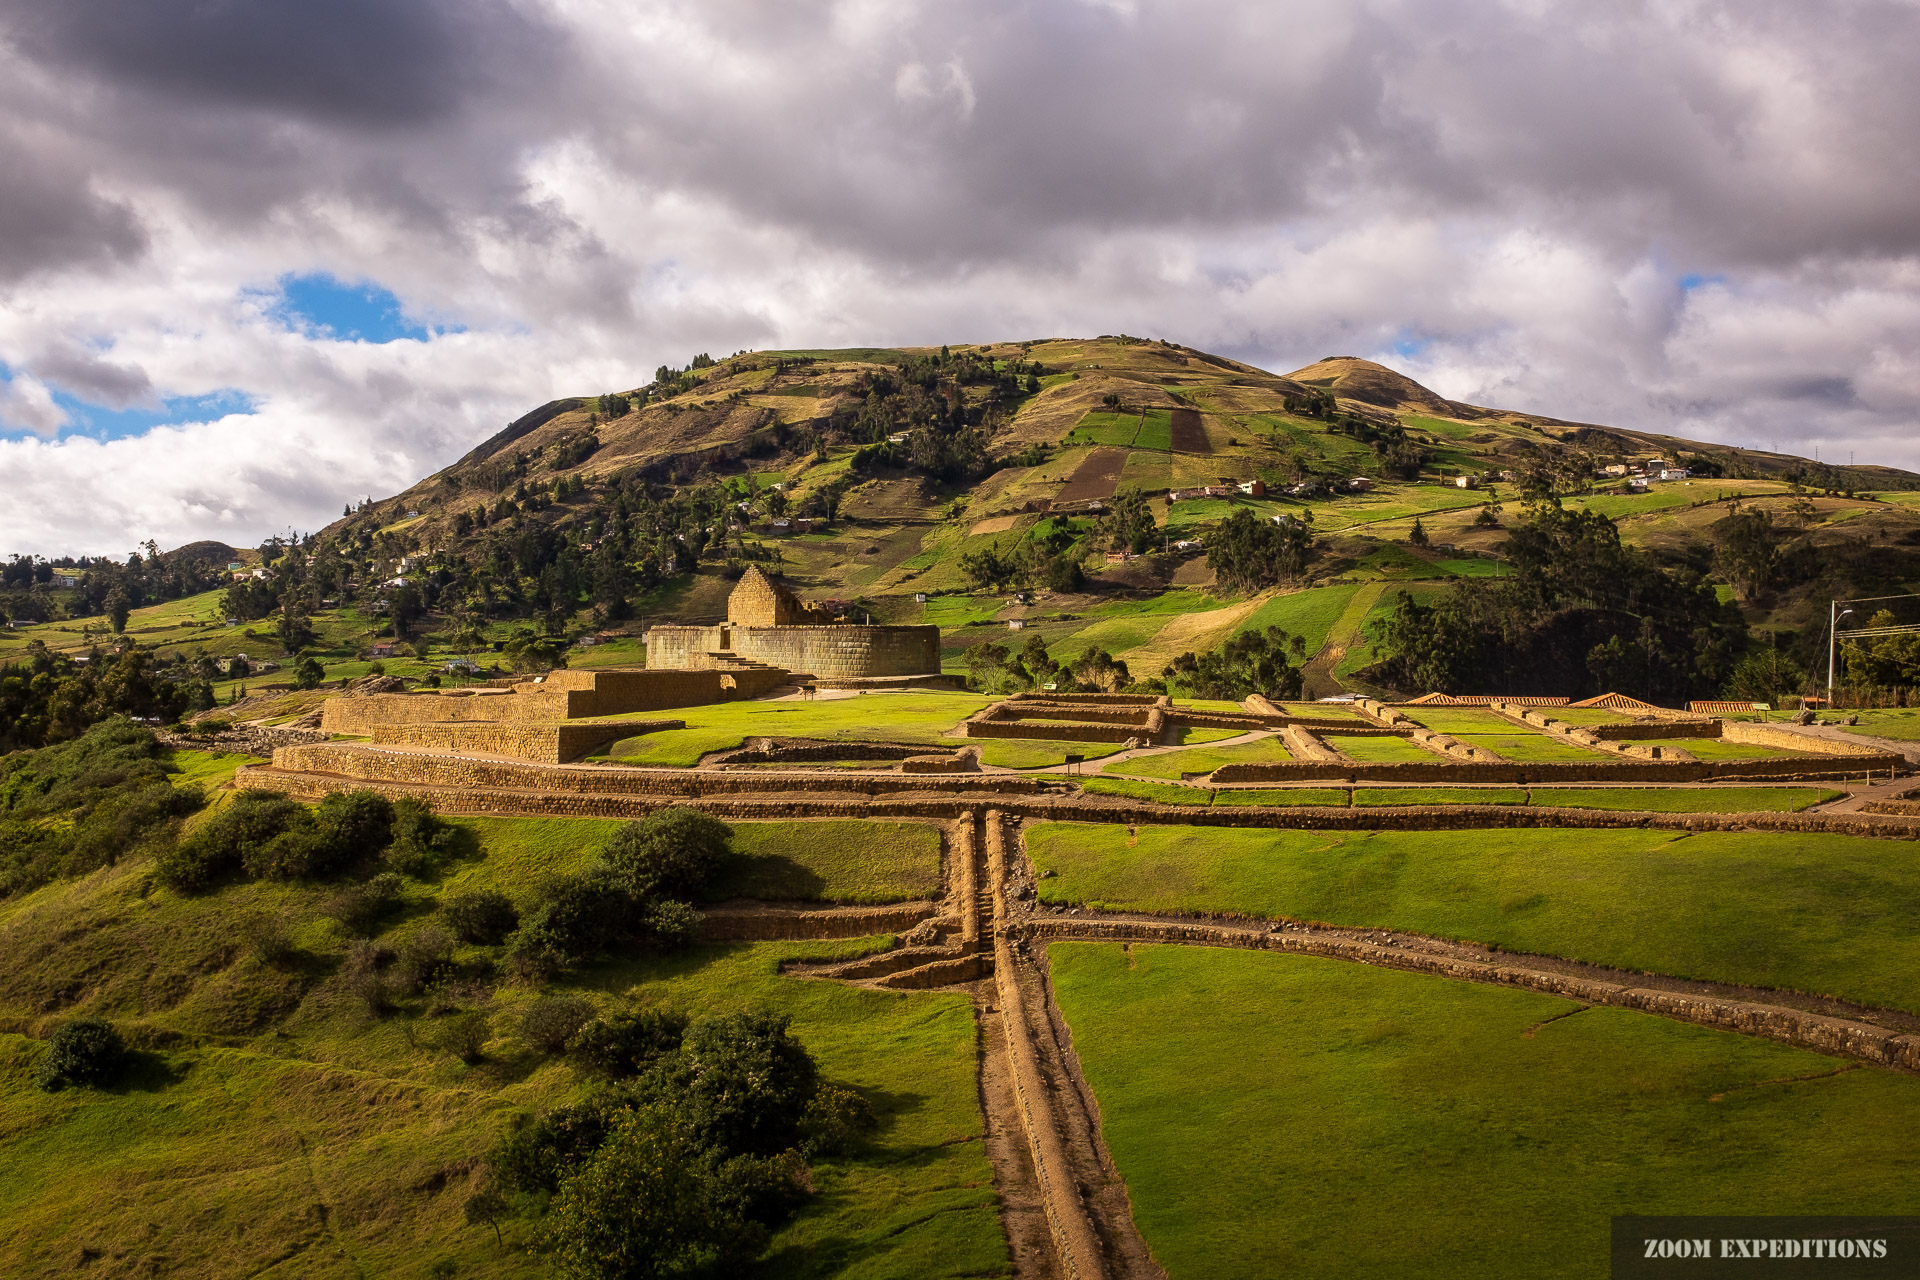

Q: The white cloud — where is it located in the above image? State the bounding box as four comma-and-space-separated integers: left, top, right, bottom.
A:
0, 0, 1918, 553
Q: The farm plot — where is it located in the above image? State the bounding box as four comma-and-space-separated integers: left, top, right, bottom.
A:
1026, 822, 1920, 1013
1057, 448, 1127, 503
1168, 407, 1211, 452
1051, 943, 1920, 1280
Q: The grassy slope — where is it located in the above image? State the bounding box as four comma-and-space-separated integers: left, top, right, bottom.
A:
1027, 823, 1920, 1012
605, 692, 991, 765
1325, 735, 1435, 763
1051, 943, 1920, 1280
711, 820, 943, 902
1105, 738, 1293, 779
0, 814, 1006, 1277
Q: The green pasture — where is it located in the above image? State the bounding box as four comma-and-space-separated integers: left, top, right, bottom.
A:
1539, 708, 1633, 726
1400, 708, 1515, 734
1352, 787, 1528, 806
1458, 733, 1606, 762
1106, 738, 1293, 780
1230, 584, 1364, 656
1325, 735, 1434, 763
1210, 788, 1349, 807
1025, 822, 1920, 1012
1051, 943, 1920, 1280
1529, 787, 1840, 813
1080, 778, 1215, 806
602, 692, 990, 766
1067, 410, 1172, 450
1832, 709, 1920, 742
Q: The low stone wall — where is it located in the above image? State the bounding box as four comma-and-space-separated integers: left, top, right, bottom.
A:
1023, 919, 1920, 1074
319, 668, 787, 733
368, 719, 681, 763
963, 714, 1140, 744
1010, 691, 1163, 706
1210, 751, 1901, 785
707, 737, 933, 765
255, 744, 1059, 799
730, 624, 941, 679
1581, 720, 1720, 741
901, 750, 980, 774
1280, 725, 1343, 762
1721, 720, 1889, 757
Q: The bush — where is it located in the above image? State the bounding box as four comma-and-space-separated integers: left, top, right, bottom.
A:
341, 940, 392, 1014
155, 791, 307, 891
325, 872, 406, 936
490, 1102, 622, 1196
36, 1017, 127, 1091
505, 870, 626, 977
599, 808, 733, 901
634, 1013, 819, 1158
640, 898, 700, 948
522, 996, 596, 1056
532, 1107, 766, 1280
425, 1009, 490, 1063
384, 797, 454, 878
238, 913, 295, 964
394, 926, 457, 994
569, 1009, 688, 1079
443, 889, 519, 945
799, 1083, 880, 1156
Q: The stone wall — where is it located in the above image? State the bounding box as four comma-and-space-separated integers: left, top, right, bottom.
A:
319, 668, 783, 733
644, 625, 727, 670
1721, 720, 1889, 757
696, 902, 936, 940
254, 744, 1058, 799
1209, 751, 1903, 784
731, 624, 940, 678
368, 719, 681, 763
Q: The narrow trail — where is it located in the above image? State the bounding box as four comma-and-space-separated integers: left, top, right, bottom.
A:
1300, 580, 1387, 699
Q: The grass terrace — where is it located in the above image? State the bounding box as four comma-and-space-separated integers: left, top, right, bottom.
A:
1621, 739, 1811, 761
1455, 733, 1607, 762
1026, 822, 1920, 1013
1107, 738, 1294, 779
1051, 944, 1920, 1280
1325, 735, 1435, 763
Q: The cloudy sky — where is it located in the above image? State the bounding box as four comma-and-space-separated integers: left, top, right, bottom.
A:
3, 0, 1919, 555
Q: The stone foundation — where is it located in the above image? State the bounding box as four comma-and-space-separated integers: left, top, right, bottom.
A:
367, 719, 681, 763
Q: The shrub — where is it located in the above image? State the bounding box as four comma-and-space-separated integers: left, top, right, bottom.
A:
341, 940, 392, 1014
640, 898, 700, 948
384, 797, 454, 878
425, 1009, 491, 1063
505, 870, 625, 977
634, 1013, 819, 1158
443, 889, 518, 945
490, 1102, 621, 1196
568, 1009, 688, 1079
394, 926, 457, 994
533, 1107, 766, 1280
325, 872, 406, 936
156, 791, 307, 891
238, 913, 295, 964
599, 808, 733, 901
799, 1083, 881, 1157
35, 1017, 127, 1091
522, 996, 596, 1056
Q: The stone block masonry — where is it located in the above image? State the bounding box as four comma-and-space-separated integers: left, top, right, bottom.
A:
319, 667, 785, 733
368, 719, 682, 763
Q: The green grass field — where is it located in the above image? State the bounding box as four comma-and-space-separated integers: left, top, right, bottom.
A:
1536, 708, 1632, 726
710, 820, 943, 902
1026, 822, 1920, 1012
1230, 584, 1364, 656
1352, 786, 1528, 806
1400, 708, 1515, 734
1834, 709, 1920, 742
1528, 787, 1840, 813
1081, 778, 1214, 806
1050, 943, 1920, 1280
1325, 735, 1435, 763
1457, 733, 1606, 762
604, 692, 991, 765
1107, 737, 1293, 779
1211, 788, 1349, 807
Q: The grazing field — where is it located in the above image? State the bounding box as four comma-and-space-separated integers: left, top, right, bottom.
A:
1107, 737, 1293, 779
1050, 943, 1920, 1280
1026, 822, 1920, 1011
708, 820, 944, 903
1230, 584, 1365, 657
1325, 734, 1435, 762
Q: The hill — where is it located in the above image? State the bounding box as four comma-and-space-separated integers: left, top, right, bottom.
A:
10, 336, 1920, 713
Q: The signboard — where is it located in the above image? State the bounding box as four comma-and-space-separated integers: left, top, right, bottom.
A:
1752, 703, 1770, 711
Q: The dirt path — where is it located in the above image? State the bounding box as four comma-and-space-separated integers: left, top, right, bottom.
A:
1299, 580, 1387, 699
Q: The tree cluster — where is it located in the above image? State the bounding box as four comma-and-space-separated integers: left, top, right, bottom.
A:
1161, 626, 1306, 700
1368, 502, 1745, 701
1208, 507, 1315, 591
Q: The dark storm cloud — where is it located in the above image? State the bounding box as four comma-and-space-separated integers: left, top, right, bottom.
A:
0, 0, 558, 128
0, 134, 146, 281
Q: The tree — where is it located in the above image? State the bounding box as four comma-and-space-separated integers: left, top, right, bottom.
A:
1208, 508, 1314, 591
1713, 506, 1779, 598
1727, 642, 1810, 704
534, 1107, 764, 1280
1408, 517, 1429, 548
1163, 627, 1306, 700
294, 656, 325, 690
107, 591, 131, 635
36, 1017, 127, 1091
599, 809, 733, 902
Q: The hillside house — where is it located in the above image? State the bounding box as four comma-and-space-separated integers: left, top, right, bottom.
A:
51, 572, 82, 588
1007, 619, 1027, 631
1659, 468, 1691, 481
226, 561, 244, 571
1237, 479, 1266, 497
1453, 475, 1479, 489
368, 643, 396, 659
1346, 477, 1374, 492
1602, 463, 1628, 477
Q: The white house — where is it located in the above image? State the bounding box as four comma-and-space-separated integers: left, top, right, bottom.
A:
1658, 468, 1691, 481
1453, 475, 1479, 489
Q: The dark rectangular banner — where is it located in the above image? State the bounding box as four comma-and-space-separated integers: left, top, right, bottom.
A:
1613, 1218, 1920, 1279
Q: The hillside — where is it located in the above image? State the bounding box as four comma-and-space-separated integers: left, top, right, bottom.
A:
10, 336, 1920, 710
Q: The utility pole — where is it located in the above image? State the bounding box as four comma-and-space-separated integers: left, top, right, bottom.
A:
1827, 602, 1854, 707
